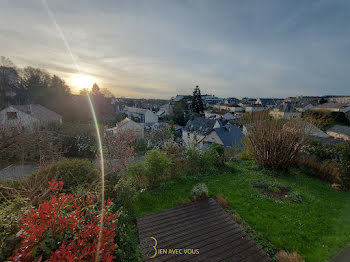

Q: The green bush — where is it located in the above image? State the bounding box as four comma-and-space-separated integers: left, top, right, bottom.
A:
185, 148, 203, 174
0, 197, 30, 261
113, 178, 136, 211
29, 159, 98, 193
336, 142, 350, 190
112, 207, 142, 262
129, 149, 171, 189
144, 149, 171, 188
128, 162, 148, 189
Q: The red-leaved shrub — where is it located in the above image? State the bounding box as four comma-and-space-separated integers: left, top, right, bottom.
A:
10, 180, 117, 262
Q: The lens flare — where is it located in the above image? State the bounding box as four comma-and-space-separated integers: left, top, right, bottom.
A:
41, 1, 106, 261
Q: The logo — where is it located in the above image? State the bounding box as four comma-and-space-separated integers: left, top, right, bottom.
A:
149, 237, 199, 258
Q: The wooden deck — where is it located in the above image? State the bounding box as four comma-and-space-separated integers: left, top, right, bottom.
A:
137, 198, 272, 262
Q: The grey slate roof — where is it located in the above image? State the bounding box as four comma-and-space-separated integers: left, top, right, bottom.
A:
137, 198, 272, 262
125, 107, 149, 114
13, 104, 62, 122
258, 98, 277, 106
213, 124, 244, 148
277, 103, 298, 112
327, 125, 350, 136
0, 164, 38, 180
184, 117, 217, 136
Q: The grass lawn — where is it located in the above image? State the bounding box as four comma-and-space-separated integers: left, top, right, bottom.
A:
132, 160, 350, 262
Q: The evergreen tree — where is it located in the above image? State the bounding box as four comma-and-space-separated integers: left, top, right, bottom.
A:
192, 85, 204, 114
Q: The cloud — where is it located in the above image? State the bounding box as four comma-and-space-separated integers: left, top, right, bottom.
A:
0, 0, 349, 98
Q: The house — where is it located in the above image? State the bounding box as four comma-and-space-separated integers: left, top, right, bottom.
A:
182, 117, 225, 148
124, 106, 158, 124
0, 104, 62, 130
159, 103, 172, 116
269, 103, 301, 120
223, 112, 235, 121
284, 120, 329, 138
295, 102, 316, 112
203, 124, 244, 148
326, 125, 350, 141
245, 104, 265, 113
328, 96, 350, 104
105, 118, 144, 139
256, 98, 278, 108
201, 95, 225, 106
225, 97, 240, 105
214, 103, 244, 113
314, 103, 350, 113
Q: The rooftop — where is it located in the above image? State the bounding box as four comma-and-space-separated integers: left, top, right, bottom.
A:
327, 125, 350, 136
137, 198, 272, 262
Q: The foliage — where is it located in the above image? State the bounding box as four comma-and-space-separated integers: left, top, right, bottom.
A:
144, 149, 172, 188
128, 162, 148, 189
163, 142, 187, 179
191, 183, 208, 201
184, 148, 203, 175
113, 207, 142, 262
11, 180, 117, 262
202, 146, 220, 169
302, 110, 349, 130
192, 85, 204, 114
133, 160, 350, 262
29, 159, 98, 193
276, 250, 305, 262
145, 124, 173, 149
128, 149, 172, 189
61, 123, 97, 159
247, 112, 306, 171
296, 158, 341, 184
0, 125, 64, 168
104, 128, 136, 175
113, 177, 136, 211
239, 136, 254, 160
303, 139, 350, 189
0, 197, 30, 261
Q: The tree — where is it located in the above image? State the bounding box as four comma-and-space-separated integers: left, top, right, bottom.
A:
192, 85, 204, 114
319, 97, 328, 104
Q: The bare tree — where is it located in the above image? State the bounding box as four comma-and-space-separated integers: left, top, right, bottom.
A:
246, 111, 307, 171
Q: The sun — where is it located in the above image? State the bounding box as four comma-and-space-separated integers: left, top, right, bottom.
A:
71, 74, 95, 91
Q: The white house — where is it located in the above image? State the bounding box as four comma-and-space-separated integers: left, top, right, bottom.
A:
105, 117, 144, 140
269, 103, 301, 120
0, 104, 62, 130
214, 104, 244, 113
124, 106, 158, 124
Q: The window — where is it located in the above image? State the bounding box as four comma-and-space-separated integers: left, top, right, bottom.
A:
7, 112, 17, 120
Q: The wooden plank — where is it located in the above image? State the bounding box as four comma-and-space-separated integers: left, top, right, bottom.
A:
137, 198, 272, 262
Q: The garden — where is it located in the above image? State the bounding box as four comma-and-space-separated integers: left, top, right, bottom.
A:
1, 113, 350, 262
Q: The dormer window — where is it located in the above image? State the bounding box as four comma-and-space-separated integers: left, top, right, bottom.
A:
7, 112, 17, 120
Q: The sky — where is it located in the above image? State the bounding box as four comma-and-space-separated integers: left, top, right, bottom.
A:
0, 0, 349, 99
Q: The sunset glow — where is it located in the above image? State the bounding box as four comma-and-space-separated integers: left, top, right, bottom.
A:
71, 74, 94, 91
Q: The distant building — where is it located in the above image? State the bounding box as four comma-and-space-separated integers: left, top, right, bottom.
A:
124, 106, 158, 124
256, 98, 279, 108
327, 96, 350, 104
0, 104, 62, 130
201, 95, 225, 106
225, 97, 240, 105
269, 103, 301, 120
203, 124, 244, 148
327, 125, 350, 141
245, 104, 265, 113
105, 117, 144, 139
214, 104, 244, 113
314, 103, 350, 113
